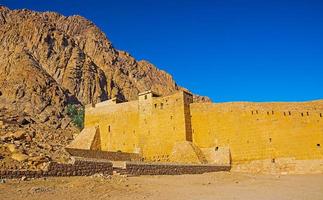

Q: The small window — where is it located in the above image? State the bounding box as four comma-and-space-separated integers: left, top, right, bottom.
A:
269, 138, 272, 143
267, 111, 269, 115
144, 95, 147, 100
272, 111, 274, 115
215, 147, 219, 151
108, 125, 111, 132
320, 113, 322, 117
317, 144, 321, 148
160, 103, 164, 109
301, 113, 304, 117
0, 91, 2, 96
154, 104, 157, 108
283, 112, 286, 116
251, 111, 254, 115
289, 111, 291, 115
256, 110, 258, 114
272, 158, 275, 163
307, 112, 309, 116
170, 116, 173, 120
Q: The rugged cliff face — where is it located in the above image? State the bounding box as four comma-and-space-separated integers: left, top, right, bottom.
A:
0, 6, 209, 127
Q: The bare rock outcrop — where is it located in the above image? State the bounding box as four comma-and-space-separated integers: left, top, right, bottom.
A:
0, 6, 210, 126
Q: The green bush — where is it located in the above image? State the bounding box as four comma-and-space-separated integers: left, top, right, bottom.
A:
66, 104, 84, 129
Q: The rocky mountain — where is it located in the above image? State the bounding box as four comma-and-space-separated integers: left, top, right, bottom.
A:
0, 6, 210, 128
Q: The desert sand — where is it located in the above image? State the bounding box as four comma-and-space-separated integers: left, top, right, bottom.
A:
0, 172, 322, 200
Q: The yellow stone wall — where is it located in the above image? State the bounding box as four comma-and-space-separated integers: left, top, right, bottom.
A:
83, 90, 323, 166
190, 102, 323, 164
84, 91, 193, 162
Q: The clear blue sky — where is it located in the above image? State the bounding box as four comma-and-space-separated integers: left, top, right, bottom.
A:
1, 0, 323, 102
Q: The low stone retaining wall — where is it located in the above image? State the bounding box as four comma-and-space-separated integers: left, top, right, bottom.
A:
126, 162, 231, 175
0, 158, 113, 179
0, 159, 231, 179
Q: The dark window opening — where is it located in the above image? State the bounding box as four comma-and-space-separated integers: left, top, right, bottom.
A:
267, 111, 269, 115
0, 91, 2, 96
251, 111, 254, 115
272, 158, 275, 163
320, 113, 322, 117
284, 112, 286, 116
256, 110, 258, 114
215, 147, 219, 151
154, 104, 157, 108
317, 144, 321, 148
272, 111, 274, 115
144, 95, 147, 100
289, 111, 291, 115
170, 116, 173, 120
160, 103, 164, 109
307, 112, 309, 116
301, 113, 304, 117
269, 138, 272, 143
108, 125, 111, 132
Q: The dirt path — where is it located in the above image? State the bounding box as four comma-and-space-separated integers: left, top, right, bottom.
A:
0, 172, 322, 200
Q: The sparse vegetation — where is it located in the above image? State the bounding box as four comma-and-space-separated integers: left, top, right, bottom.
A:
66, 104, 84, 129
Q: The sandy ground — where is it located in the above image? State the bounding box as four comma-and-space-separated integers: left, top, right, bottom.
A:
0, 172, 322, 200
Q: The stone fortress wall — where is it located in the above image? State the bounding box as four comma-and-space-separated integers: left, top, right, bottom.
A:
68, 91, 323, 174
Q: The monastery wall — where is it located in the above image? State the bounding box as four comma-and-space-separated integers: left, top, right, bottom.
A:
190, 101, 323, 164
79, 91, 323, 173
